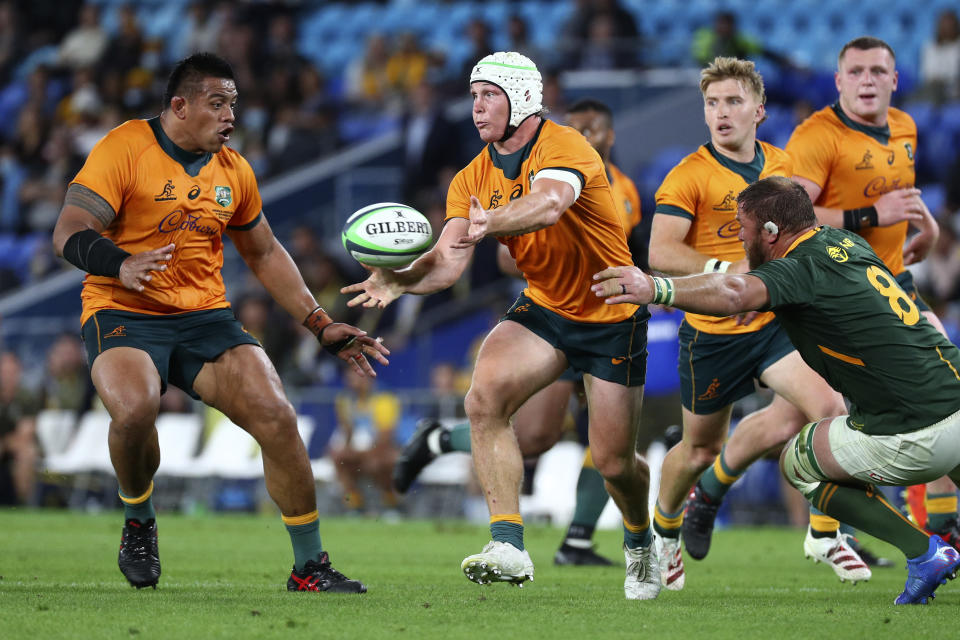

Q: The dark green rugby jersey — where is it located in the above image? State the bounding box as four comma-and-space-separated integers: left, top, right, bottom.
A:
750, 225, 960, 435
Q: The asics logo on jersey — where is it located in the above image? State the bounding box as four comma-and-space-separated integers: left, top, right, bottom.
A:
712, 191, 736, 211
510, 184, 523, 201
159, 210, 218, 235
188, 185, 201, 200
104, 326, 126, 338
488, 190, 503, 209
864, 176, 908, 198
855, 150, 873, 170
904, 143, 914, 161
154, 180, 176, 201
716, 219, 741, 238
886, 150, 895, 165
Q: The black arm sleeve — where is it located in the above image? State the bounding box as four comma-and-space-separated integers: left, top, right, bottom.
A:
61, 229, 131, 278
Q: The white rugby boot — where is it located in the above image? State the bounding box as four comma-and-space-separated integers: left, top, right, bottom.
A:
461, 541, 534, 586
624, 543, 661, 600
803, 527, 872, 584
658, 535, 686, 591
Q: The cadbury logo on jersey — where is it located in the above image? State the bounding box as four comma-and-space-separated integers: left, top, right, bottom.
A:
864, 176, 910, 198
158, 210, 218, 235
716, 219, 741, 238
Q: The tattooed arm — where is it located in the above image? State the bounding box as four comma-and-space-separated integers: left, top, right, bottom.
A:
52, 184, 118, 254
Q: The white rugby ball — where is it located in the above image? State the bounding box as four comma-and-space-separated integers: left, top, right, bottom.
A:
341, 202, 432, 268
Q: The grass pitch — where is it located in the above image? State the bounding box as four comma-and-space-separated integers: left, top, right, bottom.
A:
0, 509, 954, 639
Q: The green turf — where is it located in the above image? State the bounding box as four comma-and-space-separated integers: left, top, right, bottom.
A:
0, 509, 954, 639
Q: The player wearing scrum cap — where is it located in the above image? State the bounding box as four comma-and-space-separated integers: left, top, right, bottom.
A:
343, 52, 659, 600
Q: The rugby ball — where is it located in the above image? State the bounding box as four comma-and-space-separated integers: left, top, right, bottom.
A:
341, 202, 433, 268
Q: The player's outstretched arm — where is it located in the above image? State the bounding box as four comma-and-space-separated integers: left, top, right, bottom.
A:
227, 215, 389, 376
342, 217, 474, 309
453, 179, 575, 248
591, 265, 770, 317
52, 184, 173, 292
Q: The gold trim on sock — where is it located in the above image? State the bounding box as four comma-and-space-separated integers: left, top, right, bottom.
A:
925, 496, 958, 514
623, 515, 650, 533
809, 513, 839, 533
282, 510, 319, 526
490, 513, 523, 525
654, 504, 684, 530
712, 455, 739, 485
582, 447, 596, 469
118, 481, 154, 505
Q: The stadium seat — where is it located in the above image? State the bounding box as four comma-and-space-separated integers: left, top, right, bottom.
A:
35, 409, 79, 458
520, 440, 584, 525
154, 412, 203, 477
43, 411, 112, 476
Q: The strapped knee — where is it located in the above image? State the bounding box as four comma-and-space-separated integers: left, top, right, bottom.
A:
782, 422, 828, 498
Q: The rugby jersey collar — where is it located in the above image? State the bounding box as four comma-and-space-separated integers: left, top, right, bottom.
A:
831, 103, 890, 145
704, 141, 765, 185
782, 226, 822, 257
487, 119, 546, 180
147, 117, 213, 177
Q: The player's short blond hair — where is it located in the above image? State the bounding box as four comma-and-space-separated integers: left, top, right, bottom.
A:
699, 56, 766, 106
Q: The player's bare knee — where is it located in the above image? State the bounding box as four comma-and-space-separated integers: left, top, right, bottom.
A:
109, 398, 159, 434
686, 441, 723, 470
464, 386, 510, 428
516, 428, 559, 457
247, 398, 297, 443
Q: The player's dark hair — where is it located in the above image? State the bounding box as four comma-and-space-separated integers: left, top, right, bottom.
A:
163, 52, 235, 107
838, 36, 896, 64
737, 177, 816, 234
567, 99, 613, 127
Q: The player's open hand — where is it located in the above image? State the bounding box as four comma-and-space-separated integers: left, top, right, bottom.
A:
903, 199, 939, 265
592, 265, 651, 305
452, 196, 489, 248
119, 243, 175, 292
874, 188, 924, 226
340, 267, 404, 309
321, 323, 390, 376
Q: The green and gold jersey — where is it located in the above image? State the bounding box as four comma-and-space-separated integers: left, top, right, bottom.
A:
751, 225, 960, 435
655, 141, 791, 334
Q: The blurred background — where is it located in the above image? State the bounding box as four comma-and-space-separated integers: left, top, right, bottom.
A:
0, 0, 957, 527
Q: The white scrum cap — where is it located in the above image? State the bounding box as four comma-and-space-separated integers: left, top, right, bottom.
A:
469, 51, 543, 128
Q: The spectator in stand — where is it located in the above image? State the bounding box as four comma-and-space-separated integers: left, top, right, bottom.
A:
0, 351, 41, 505
41, 333, 94, 414
912, 224, 960, 314
56, 3, 108, 70
101, 4, 143, 76
563, 0, 641, 70
345, 33, 392, 109
401, 78, 460, 203
918, 9, 960, 103
386, 32, 429, 99
691, 11, 794, 70
577, 11, 639, 70
507, 15, 546, 70
458, 18, 495, 80
0, 1, 23, 86
328, 366, 402, 515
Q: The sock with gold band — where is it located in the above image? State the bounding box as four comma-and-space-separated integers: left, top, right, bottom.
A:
491, 514, 524, 551
119, 481, 156, 523
808, 509, 841, 538
925, 492, 958, 533
623, 516, 652, 549
283, 511, 323, 571
653, 502, 684, 539
698, 445, 742, 502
